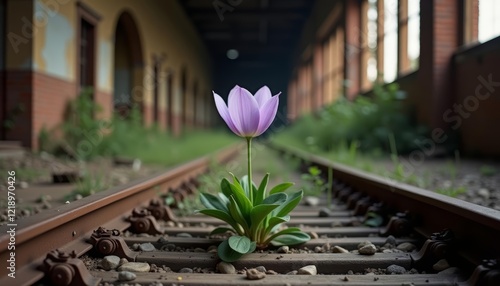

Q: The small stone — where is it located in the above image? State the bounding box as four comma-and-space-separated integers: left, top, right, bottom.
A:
246, 268, 266, 280
194, 247, 205, 252
286, 270, 298, 275
118, 262, 151, 272
21, 209, 30, 216
165, 221, 176, 227
433, 259, 450, 271
131, 243, 140, 251
207, 245, 218, 253
478, 188, 490, 200
255, 266, 266, 273
176, 232, 192, 238
347, 270, 354, 275
65, 201, 70, 204
309, 232, 319, 239
321, 243, 330, 252
357, 240, 373, 249
277, 246, 289, 253
118, 271, 136, 281
331, 246, 349, 253
179, 268, 193, 273
314, 246, 323, 253
385, 235, 397, 246
101, 255, 120, 270
217, 262, 236, 274
176, 222, 184, 228
157, 236, 169, 243
359, 244, 377, 255
386, 264, 406, 274
396, 242, 416, 252
266, 270, 278, 275
19, 181, 29, 189
119, 258, 128, 266
304, 196, 320, 206
318, 207, 332, 217
298, 265, 317, 275
75, 194, 83, 200
139, 243, 156, 252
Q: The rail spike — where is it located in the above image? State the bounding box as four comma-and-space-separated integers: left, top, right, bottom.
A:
127, 208, 164, 235
147, 198, 177, 222
462, 258, 500, 286
411, 229, 454, 272
89, 227, 138, 261
39, 249, 101, 286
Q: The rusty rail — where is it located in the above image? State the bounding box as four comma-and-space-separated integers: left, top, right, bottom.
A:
269, 143, 500, 272
0, 143, 242, 286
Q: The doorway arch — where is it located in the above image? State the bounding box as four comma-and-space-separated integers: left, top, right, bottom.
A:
113, 11, 144, 118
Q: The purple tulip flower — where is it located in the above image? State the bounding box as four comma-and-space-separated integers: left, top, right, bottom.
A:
213, 85, 280, 138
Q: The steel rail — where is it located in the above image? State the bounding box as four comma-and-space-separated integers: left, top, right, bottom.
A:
269, 143, 500, 270
0, 144, 242, 286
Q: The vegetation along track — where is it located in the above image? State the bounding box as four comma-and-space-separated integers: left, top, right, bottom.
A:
1, 143, 500, 285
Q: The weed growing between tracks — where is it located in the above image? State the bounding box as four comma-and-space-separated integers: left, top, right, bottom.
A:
200, 85, 309, 262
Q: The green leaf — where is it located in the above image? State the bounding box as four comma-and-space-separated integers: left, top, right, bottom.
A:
198, 209, 235, 227
228, 196, 250, 232
250, 204, 280, 230
273, 190, 303, 217
254, 173, 269, 205
209, 227, 235, 236
200, 193, 228, 212
267, 215, 290, 232
217, 239, 245, 262
269, 182, 294, 195
241, 175, 250, 197
265, 227, 307, 244
228, 236, 253, 254
220, 178, 233, 198
262, 192, 287, 205
229, 181, 252, 215
271, 231, 311, 246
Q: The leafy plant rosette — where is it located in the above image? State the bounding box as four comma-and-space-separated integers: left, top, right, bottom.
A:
198, 85, 310, 262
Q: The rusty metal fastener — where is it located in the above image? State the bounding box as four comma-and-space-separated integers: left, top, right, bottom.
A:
38, 249, 101, 286
462, 259, 500, 286
127, 208, 164, 235
411, 229, 454, 272
147, 198, 177, 222
89, 227, 138, 261
380, 211, 412, 237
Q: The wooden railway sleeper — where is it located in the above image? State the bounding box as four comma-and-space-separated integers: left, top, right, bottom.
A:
127, 208, 163, 235
89, 227, 138, 261
39, 249, 101, 286
411, 229, 454, 273
462, 258, 500, 286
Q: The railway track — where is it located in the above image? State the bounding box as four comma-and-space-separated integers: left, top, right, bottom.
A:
1, 143, 499, 285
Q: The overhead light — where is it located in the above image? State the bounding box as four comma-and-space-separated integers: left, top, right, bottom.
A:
226, 49, 239, 60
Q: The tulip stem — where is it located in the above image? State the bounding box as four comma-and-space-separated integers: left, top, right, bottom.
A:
246, 137, 253, 204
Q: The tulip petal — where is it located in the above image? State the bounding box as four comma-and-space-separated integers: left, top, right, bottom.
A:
213, 91, 241, 136
228, 86, 260, 137
254, 86, 272, 107
255, 93, 280, 136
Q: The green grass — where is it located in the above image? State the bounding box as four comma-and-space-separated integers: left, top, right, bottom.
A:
111, 129, 238, 167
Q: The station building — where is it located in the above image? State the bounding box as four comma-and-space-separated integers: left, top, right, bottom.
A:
1, 0, 500, 157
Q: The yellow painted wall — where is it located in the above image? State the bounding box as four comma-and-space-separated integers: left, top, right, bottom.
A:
31, 0, 212, 113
